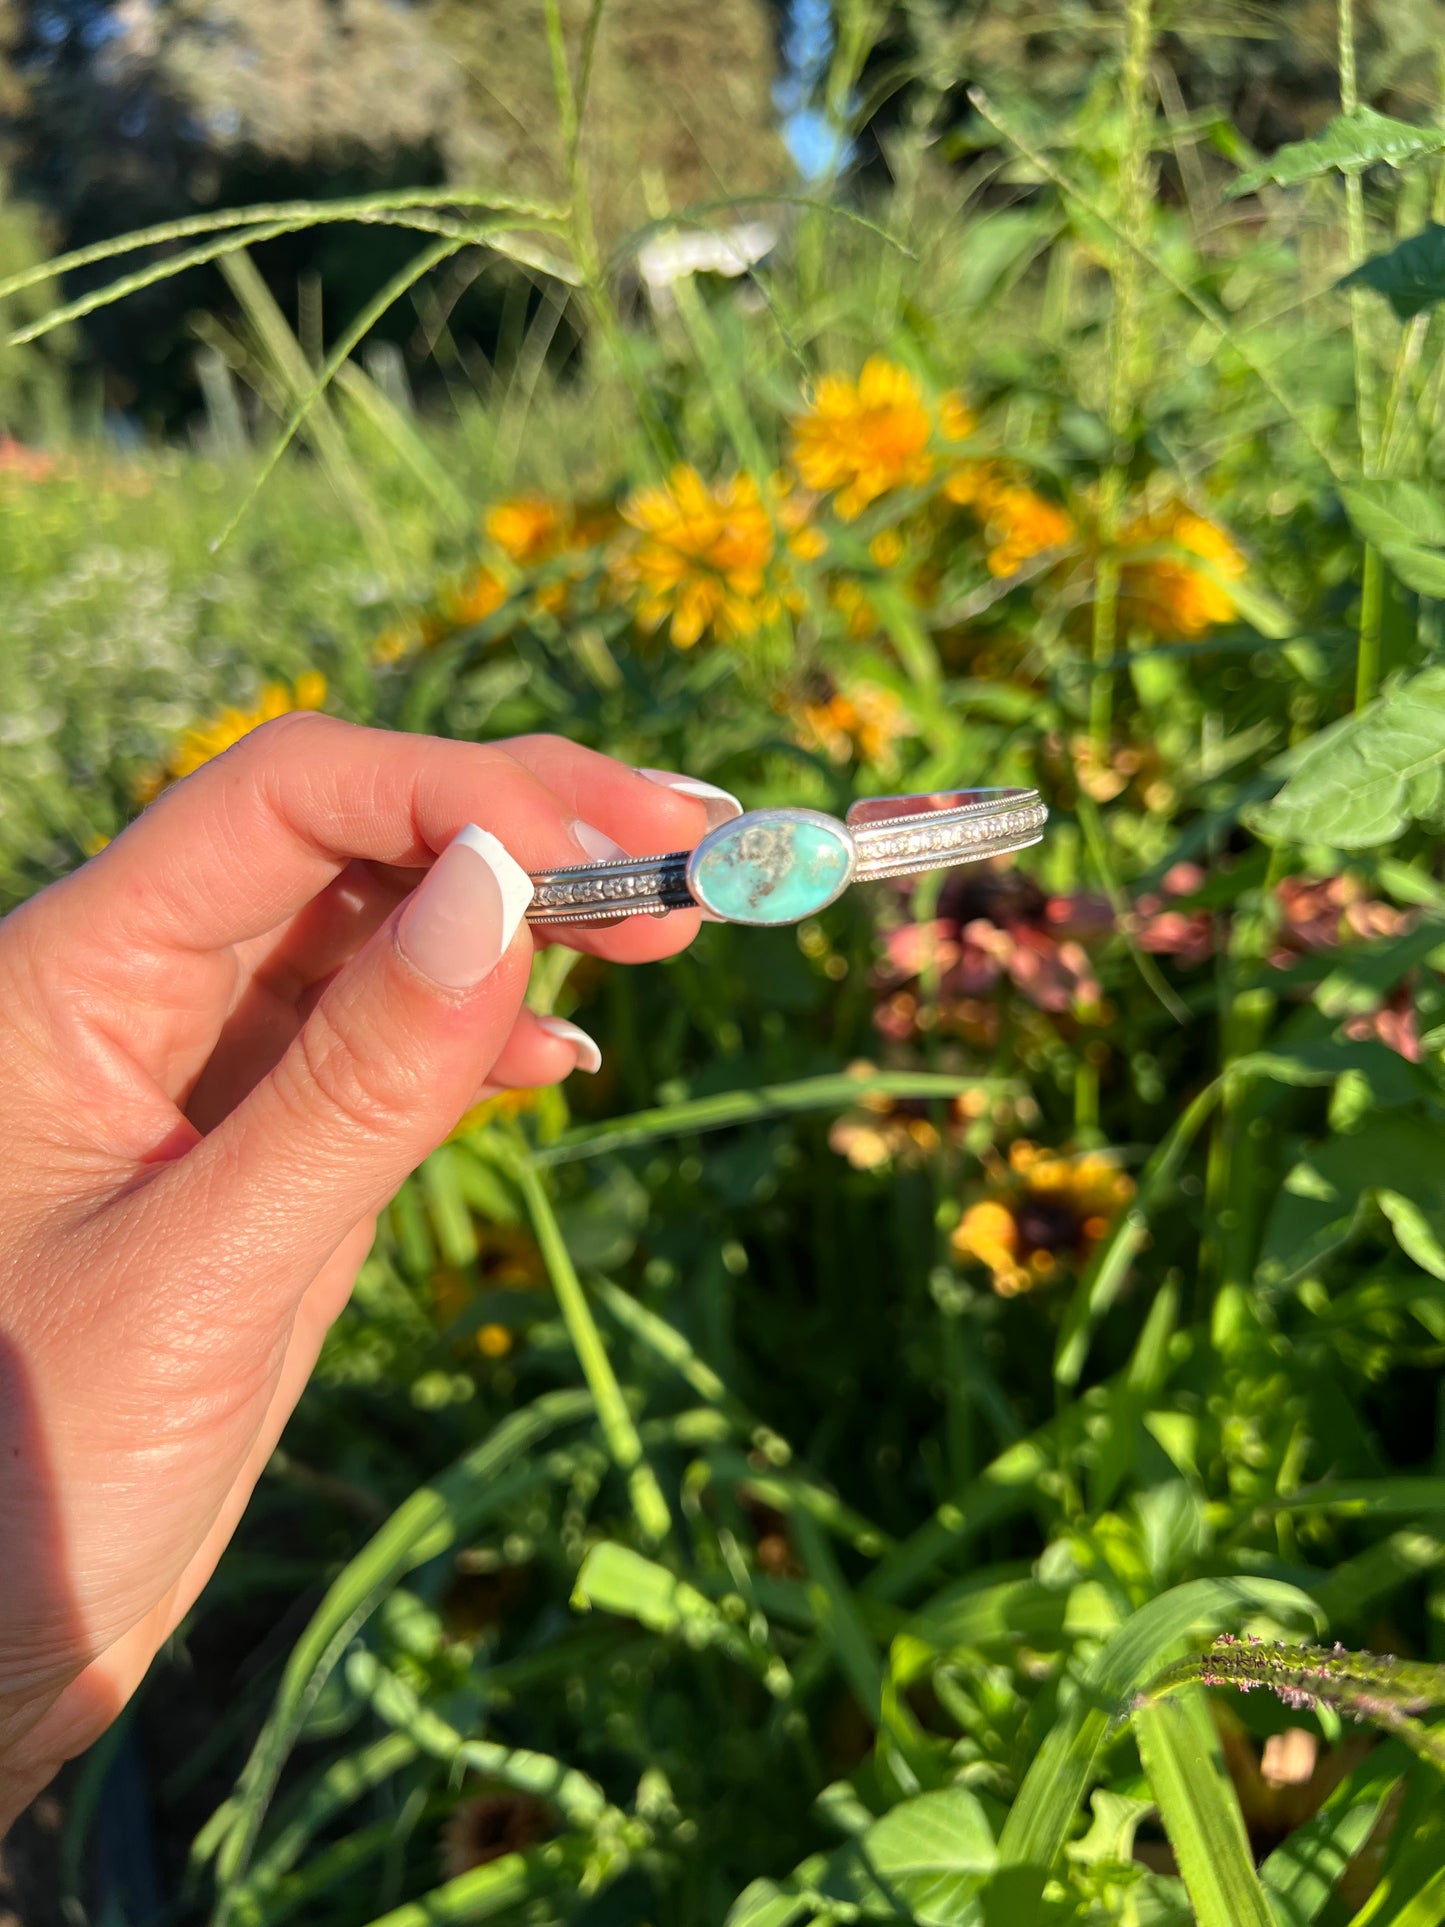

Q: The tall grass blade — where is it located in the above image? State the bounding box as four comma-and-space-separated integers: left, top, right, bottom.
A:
533, 1072, 1015, 1165
212, 238, 465, 552
995, 1577, 1322, 1887
208, 1390, 592, 1898
514, 1160, 672, 1544
1132, 1686, 1274, 1927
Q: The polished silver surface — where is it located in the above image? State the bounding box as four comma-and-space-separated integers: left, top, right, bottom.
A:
524, 787, 1046, 926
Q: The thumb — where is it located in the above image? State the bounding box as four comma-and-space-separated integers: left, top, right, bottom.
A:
169, 825, 536, 1296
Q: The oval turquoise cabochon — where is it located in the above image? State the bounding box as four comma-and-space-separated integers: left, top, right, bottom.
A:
687, 811, 856, 926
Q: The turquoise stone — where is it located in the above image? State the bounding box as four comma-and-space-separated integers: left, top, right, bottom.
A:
688, 813, 854, 925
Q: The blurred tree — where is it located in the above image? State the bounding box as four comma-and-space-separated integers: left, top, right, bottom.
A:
0, 0, 787, 422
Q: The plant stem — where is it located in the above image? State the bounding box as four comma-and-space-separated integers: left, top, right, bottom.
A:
1090, 0, 1153, 758
515, 1159, 672, 1544
1339, 0, 1386, 707
1355, 541, 1386, 708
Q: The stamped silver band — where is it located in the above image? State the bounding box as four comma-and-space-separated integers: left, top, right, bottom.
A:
525, 787, 1046, 927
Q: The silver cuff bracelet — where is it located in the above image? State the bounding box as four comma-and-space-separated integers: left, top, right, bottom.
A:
525, 787, 1047, 928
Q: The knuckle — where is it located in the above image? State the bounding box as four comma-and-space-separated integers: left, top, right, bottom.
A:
283, 992, 421, 1140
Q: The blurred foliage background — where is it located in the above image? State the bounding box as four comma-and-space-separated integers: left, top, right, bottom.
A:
7, 3, 1445, 1926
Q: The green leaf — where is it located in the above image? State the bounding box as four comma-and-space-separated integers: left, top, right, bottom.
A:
725, 1882, 810, 1927
1132, 1687, 1274, 1927
1228, 108, 1445, 197
857, 1788, 997, 1925
728, 1789, 997, 1927
895, 1578, 1119, 1684
208, 1389, 593, 1891
1261, 1742, 1409, 1925
356, 1841, 592, 1927
1064, 1789, 1155, 1869
1258, 1111, 1445, 1285
1339, 481, 1445, 598
995, 1577, 1322, 1883
572, 1543, 785, 1690
1341, 223, 1445, 318
1251, 662, 1445, 848
534, 1072, 1015, 1166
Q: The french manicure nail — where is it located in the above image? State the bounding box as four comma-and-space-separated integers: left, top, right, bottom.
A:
571, 818, 630, 862
534, 1013, 603, 1074
637, 767, 744, 829
397, 824, 533, 991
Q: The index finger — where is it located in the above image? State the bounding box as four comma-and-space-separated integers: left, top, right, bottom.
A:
61, 716, 711, 956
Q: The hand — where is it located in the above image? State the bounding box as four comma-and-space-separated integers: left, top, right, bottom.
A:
0, 715, 716, 1826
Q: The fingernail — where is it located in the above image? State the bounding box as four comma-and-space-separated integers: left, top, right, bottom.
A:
397, 824, 533, 991
534, 1013, 603, 1074
637, 768, 744, 830
571, 818, 630, 862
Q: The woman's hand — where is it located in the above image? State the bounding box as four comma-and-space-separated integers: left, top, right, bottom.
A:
0, 716, 717, 1827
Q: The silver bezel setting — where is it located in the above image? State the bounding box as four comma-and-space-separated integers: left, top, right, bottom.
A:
685, 807, 859, 929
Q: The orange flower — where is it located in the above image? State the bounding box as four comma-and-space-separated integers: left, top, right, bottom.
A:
485, 494, 567, 566
134, 672, 327, 803
791, 356, 934, 520
442, 567, 508, 630
942, 458, 1076, 576
613, 465, 777, 648
1120, 500, 1246, 637
792, 681, 912, 770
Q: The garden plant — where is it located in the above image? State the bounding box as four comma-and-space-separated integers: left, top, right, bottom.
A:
4, 0, 1445, 1921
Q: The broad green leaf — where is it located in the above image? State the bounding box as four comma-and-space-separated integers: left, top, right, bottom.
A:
728, 1789, 997, 1927
1258, 1111, 1445, 1285
1341, 223, 1445, 318
1250, 662, 1445, 848
1339, 481, 1445, 598
996, 1578, 1322, 1883
1228, 108, 1445, 197
1133, 1687, 1274, 1927
857, 1787, 997, 1925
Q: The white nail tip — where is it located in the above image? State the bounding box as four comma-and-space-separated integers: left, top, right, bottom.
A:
534, 1014, 603, 1073
452, 824, 534, 946
573, 819, 630, 862
637, 768, 744, 823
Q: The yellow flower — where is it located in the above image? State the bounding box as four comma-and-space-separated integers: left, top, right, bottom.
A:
963, 479, 1076, 578
952, 1200, 1027, 1296
951, 1142, 1135, 1297
792, 681, 912, 770
135, 672, 327, 803
485, 494, 567, 566
442, 567, 509, 630
869, 528, 905, 569
791, 356, 934, 520
939, 392, 977, 442
613, 465, 777, 648
1120, 500, 1246, 637
478, 1323, 514, 1359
